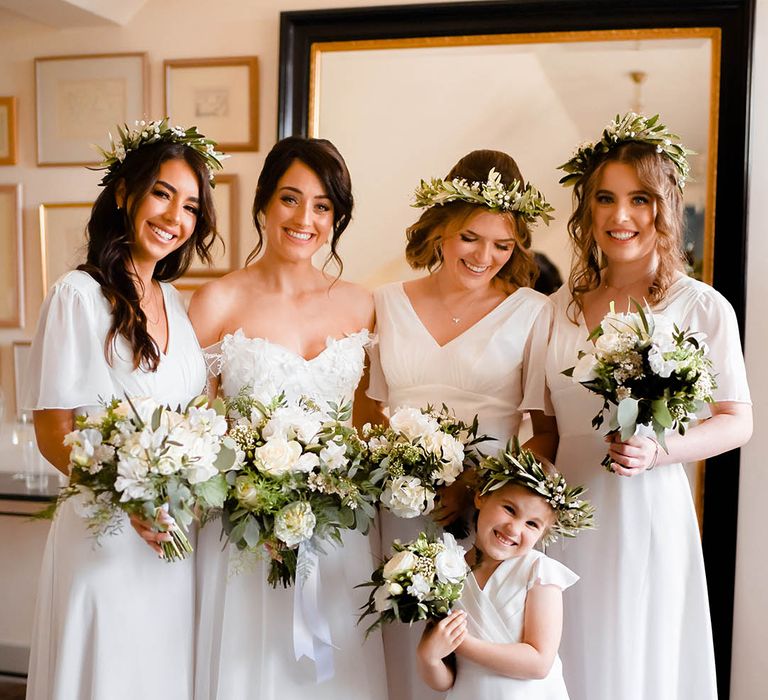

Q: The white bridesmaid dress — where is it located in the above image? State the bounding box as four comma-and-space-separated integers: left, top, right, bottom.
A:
194, 329, 387, 700
23, 270, 206, 700
450, 550, 577, 700
545, 276, 751, 700
369, 281, 553, 700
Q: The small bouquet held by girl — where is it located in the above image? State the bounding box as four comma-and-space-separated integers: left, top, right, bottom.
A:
222, 390, 379, 587
363, 405, 488, 534
57, 395, 238, 561
564, 300, 717, 471
415, 440, 594, 698
357, 531, 470, 635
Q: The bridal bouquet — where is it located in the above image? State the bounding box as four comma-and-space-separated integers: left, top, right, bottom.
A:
222, 391, 379, 587
564, 300, 716, 470
59, 395, 238, 561
363, 405, 488, 527
358, 531, 469, 634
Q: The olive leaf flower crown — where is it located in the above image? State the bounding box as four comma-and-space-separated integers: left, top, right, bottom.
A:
413, 168, 555, 225
558, 112, 692, 191
478, 438, 595, 545
94, 118, 227, 187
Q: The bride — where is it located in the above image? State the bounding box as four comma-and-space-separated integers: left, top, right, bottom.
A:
189, 136, 387, 700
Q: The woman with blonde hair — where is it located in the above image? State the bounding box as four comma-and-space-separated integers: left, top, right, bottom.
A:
546, 113, 752, 700
369, 148, 557, 699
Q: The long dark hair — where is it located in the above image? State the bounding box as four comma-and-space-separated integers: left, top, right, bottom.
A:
405, 149, 539, 291
79, 141, 218, 370
246, 136, 354, 275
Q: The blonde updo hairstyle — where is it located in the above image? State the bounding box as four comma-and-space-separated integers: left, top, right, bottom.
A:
567, 141, 686, 319
405, 149, 539, 291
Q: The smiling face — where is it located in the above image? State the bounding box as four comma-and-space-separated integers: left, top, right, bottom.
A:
590, 161, 659, 265
438, 209, 516, 289
262, 159, 334, 261
474, 483, 555, 564
122, 157, 200, 269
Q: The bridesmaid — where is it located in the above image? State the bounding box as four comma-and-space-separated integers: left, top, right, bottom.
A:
368, 149, 557, 700
22, 120, 223, 699
546, 113, 752, 700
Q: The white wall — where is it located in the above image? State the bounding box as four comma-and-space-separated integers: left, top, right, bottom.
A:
0, 0, 765, 696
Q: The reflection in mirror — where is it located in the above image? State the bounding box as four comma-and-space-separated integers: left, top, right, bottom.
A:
309, 29, 718, 291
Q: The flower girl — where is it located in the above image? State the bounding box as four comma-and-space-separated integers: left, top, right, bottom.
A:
416, 444, 593, 699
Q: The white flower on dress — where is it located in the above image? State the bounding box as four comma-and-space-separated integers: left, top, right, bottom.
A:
274, 501, 316, 547
435, 533, 469, 584
381, 475, 435, 518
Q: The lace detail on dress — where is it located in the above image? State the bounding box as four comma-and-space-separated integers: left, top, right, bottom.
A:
218, 329, 373, 408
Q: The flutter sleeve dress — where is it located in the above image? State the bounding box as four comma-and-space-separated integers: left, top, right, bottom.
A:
544, 276, 751, 700
23, 270, 206, 700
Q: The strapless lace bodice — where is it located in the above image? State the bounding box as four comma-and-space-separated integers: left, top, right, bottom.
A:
210, 328, 372, 407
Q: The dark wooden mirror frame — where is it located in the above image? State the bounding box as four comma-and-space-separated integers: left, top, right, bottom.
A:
278, 1, 755, 694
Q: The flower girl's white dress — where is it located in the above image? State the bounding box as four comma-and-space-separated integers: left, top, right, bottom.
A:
450, 550, 577, 700
369, 281, 553, 700
195, 329, 387, 700
545, 277, 751, 700
22, 270, 205, 700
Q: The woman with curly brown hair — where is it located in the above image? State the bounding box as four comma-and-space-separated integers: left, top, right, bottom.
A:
545, 113, 752, 700
368, 148, 557, 700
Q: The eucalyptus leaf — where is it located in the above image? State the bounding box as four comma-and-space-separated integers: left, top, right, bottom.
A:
617, 397, 639, 441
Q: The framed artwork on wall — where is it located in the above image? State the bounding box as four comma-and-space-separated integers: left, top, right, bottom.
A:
0, 184, 23, 327
164, 57, 258, 151
38, 202, 92, 289
12, 340, 31, 420
186, 173, 239, 276
35, 53, 148, 166
0, 96, 18, 165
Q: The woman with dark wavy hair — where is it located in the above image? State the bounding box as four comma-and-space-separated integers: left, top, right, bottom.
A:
22, 120, 223, 700
545, 113, 752, 700
190, 136, 387, 700
368, 149, 558, 700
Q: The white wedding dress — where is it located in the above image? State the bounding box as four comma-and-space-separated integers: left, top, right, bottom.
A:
195, 329, 387, 700
23, 270, 205, 700
545, 277, 751, 700
369, 281, 554, 700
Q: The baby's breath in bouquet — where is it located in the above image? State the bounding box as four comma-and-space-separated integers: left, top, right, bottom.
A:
363, 405, 488, 535
222, 390, 379, 587
358, 531, 469, 635
58, 395, 238, 561
563, 300, 716, 470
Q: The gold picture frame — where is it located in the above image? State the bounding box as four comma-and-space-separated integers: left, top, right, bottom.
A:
164, 56, 259, 151
0, 96, 18, 166
0, 184, 24, 327
35, 52, 149, 166
38, 202, 92, 290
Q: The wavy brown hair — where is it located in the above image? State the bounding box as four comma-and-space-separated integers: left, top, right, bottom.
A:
566, 141, 685, 321
246, 136, 353, 277
405, 149, 539, 291
79, 141, 218, 370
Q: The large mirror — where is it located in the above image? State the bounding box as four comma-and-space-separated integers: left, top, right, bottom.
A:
279, 2, 754, 695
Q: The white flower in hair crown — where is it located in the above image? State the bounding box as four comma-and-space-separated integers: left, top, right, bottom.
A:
412, 168, 555, 225
93, 118, 228, 187
558, 112, 692, 190
478, 437, 595, 545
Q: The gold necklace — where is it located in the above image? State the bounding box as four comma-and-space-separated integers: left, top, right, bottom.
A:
141, 283, 163, 326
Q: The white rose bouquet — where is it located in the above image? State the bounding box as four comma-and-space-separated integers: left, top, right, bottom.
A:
363, 405, 488, 534
563, 300, 717, 470
358, 531, 469, 634
222, 390, 379, 587
56, 395, 238, 561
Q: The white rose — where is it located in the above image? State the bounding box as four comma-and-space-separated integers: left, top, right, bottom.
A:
263, 406, 322, 444
295, 452, 320, 473
389, 407, 439, 442
274, 501, 316, 547
319, 440, 348, 471
571, 353, 599, 383
407, 573, 432, 601
234, 476, 261, 509
254, 438, 303, 475
382, 549, 418, 579
381, 476, 435, 519
648, 345, 677, 378
374, 586, 393, 612
435, 533, 469, 583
